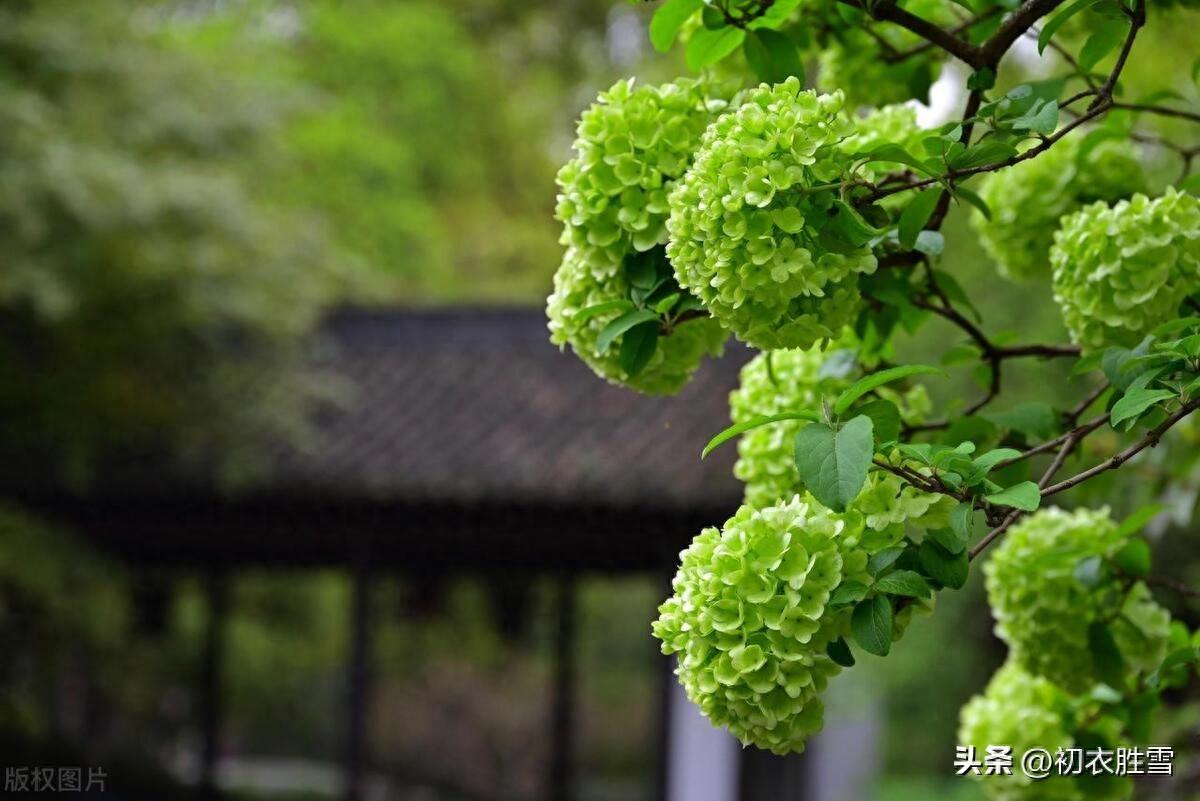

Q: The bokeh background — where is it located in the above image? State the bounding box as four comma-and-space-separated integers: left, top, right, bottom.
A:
0, 1, 1197, 800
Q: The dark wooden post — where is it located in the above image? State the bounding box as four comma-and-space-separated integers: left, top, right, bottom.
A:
548, 575, 577, 801
344, 557, 374, 801
200, 571, 227, 800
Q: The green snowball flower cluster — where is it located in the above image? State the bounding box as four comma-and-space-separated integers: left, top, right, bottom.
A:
547, 78, 733, 392
1050, 188, 1200, 351
653, 495, 914, 753
729, 343, 933, 509
973, 138, 1147, 280
984, 507, 1171, 694
666, 78, 877, 350
958, 662, 1130, 801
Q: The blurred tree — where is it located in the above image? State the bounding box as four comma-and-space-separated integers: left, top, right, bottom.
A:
0, 0, 348, 482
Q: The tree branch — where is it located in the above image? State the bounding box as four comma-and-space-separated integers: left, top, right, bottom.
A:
835, 0, 986, 67
979, 0, 1069, 66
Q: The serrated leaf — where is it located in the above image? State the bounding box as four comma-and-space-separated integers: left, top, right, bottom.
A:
898, 189, 941, 250
1039, 0, 1102, 54
596, 309, 660, 354
700, 411, 820, 458
1110, 388, 1175, 427
952, 184, 992, 220
827, 637, 856, 667
986, 481, 1041, 511
794, 416, 874, 512
918, 540, 968, 589
972, 448, 1022, 474
950, 140, 1018, 170
833, 364, 943, 416
1012, 100, 1058, 135
851, 596, 893, 657
1113, 539, 1151, 578
650, 0, 703, 52
685, 25, 744, 70
873, 569, 932, 598
856, 399, 901, 445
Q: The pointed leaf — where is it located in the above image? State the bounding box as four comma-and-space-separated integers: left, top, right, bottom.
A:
794, 416, 874, 512
851, 596, 893, 657
834, 364, 943, 416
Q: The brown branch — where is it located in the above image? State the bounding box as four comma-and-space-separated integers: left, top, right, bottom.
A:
1088, 0, 1144, 111
979, 0, 1069, 67
993, 412, 1109, 471
835, 0, 986, 67
1112, 103, 1200, 124
969, 509, 1023, 560
1146, 574, 1200, 599
1042, 399, 1200, 498
884, 7, 1003, 64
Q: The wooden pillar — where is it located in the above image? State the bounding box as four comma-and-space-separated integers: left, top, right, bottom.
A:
548, 575, 577, 801
200, 571, 227, 801
344, 558, 374, 801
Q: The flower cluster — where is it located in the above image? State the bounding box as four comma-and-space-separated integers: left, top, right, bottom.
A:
667, 79, 877, 350
729, 343, 933, 509
839, 104, 927, 186
1050, 188, 1200, 351
973, 138, 1146, 281
653, 496, 914, 753
547, 78, 732, 392
984, 507, 1171, 694
958, 661, 1130, 801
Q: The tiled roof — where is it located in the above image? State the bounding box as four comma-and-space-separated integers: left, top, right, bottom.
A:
281, 308, 748, 512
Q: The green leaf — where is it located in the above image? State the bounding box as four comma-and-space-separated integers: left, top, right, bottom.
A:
861, 144, 940, 179
952, 184, 992, 220
1088, 622, 1126, 689
574, 299, 636, 324
829, 581, 869, 606
1039, 0, 1102, 54
867, 546, 905, 576
873, 569, 932, 598
794, 416, 874, 512
898, 189, 941, 250
1113, 539, 1151, 578
1147, 646, 1200, 688
918, 540, 969, 589
987, 402, 1060, 440
1079, 19, 1127, 72
833, 364, 943, 416
830, 200, 885, 247
650, 0, 703, 52
967, 67, 996, 91
700, 411, 821, 458
596, 309, 660, 354
653, 292, 681, 315
972, 448, 1021, 474
856, 399, 901, 445
619, 322, 658, 377
930, 526, 966, 555
685, 25, 745, 70
1110, 388, 1175, 427
743, 29, 804, 83
952, 501, 976, 543
985, 481, 1041, 512
950, 140, 1018, 170
1114, 504, 1163, 539
1011, 100, 1059, 136
827, 636, 856, 667
851, 596, 893, 657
